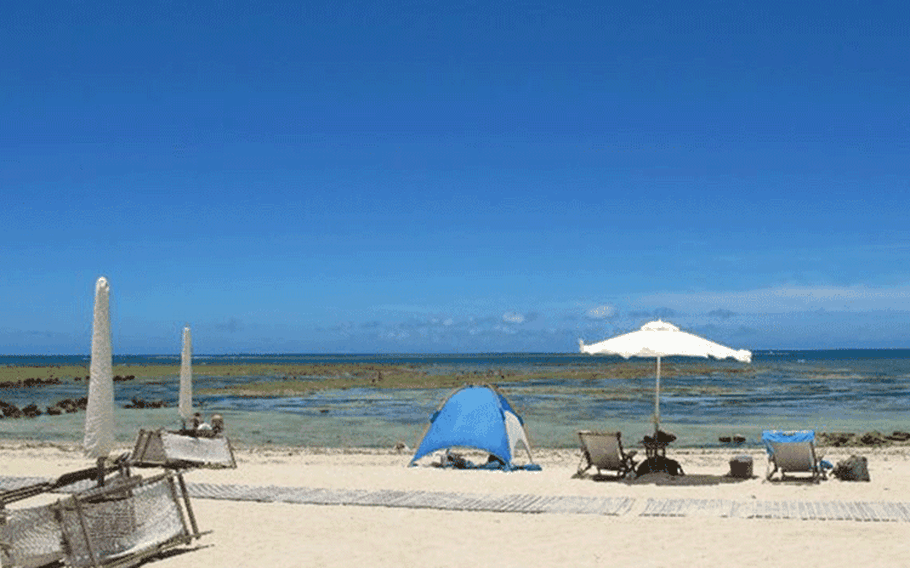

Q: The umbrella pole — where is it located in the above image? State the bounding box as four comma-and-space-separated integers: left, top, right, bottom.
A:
654, 356, 661, 434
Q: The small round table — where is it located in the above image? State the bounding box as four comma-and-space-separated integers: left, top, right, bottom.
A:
636, 433, 684, 476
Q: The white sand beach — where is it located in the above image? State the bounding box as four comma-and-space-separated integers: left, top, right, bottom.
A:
2, 441, 909, 568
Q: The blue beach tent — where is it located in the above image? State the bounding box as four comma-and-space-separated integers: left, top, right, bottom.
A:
410, 385, 536, 470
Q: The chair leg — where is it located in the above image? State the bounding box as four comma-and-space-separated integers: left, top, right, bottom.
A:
577, 453, 591, 476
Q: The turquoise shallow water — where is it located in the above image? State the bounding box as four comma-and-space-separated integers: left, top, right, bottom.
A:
2, 350, 909, 449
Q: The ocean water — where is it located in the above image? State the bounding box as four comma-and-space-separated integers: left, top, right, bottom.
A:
1, 350, 909, 449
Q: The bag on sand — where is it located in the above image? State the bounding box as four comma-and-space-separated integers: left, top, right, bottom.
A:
832, 455, 870, 482
635, 456, 684, 477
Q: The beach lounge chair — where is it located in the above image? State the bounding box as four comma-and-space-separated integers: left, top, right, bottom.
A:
53, 470, 203, 568
130, 428, 236, 469
1, 459, 132, 568
762, 430, 826, 481
1, 458, 203, 568
576, 430, 638, 479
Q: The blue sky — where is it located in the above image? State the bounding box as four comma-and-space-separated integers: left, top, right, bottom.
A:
1, 0, 908, 354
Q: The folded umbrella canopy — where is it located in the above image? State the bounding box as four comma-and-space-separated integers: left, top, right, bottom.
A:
579, 320, 751, 433
84, 277, 114, 459
179, 326, 193, 423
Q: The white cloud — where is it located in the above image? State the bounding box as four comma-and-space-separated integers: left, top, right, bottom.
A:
586, 304, 616, 319
372, 304, 437, 314
639, 285, 910, 314
380, 330, 410, 341
502, 311, 525, 324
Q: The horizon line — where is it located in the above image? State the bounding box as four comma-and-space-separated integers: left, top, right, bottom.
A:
2, 347, 910, 358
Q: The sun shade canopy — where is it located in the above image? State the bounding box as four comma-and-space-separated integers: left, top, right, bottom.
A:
579, 320, 751, 433
580, 320, 752, 362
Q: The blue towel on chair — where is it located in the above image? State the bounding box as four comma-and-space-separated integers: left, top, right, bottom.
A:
761, 430, 816, 454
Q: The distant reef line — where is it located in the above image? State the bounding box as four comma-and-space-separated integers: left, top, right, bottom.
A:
0, 361, 755, 396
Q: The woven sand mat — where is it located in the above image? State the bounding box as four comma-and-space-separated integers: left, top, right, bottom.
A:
182, 483, 910, 521
3, 476, 909, 521
640, 498, 910, 522
186, 481, 635, 515
0, 476, 47, 491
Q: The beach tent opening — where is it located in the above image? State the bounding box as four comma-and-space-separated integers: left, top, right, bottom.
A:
410, 385, 535, 470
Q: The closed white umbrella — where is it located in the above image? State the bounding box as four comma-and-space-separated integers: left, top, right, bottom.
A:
579, 320, 751, 433
84, 277, 114, 459
179, 326, 193, 423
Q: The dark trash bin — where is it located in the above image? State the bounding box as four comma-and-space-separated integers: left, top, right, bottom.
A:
729, 455, 753, 478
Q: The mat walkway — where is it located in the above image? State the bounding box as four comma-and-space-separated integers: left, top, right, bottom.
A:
3, 476, 909, 522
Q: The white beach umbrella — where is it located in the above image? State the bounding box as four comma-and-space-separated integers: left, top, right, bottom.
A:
579, 320, 751, 433
84, 277, 115, 459
179, 326, 193, 422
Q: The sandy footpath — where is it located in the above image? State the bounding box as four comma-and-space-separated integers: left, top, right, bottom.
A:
2, 441, 909, 567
